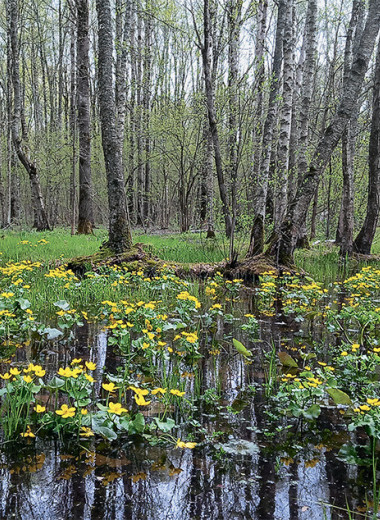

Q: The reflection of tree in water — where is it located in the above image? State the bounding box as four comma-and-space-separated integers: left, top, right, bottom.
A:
0, 315, 375, 519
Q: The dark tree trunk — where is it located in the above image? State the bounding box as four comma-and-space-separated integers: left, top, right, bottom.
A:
248, 0, 285, 256
227, 0, 242, 246
201, 0, 232, 238
69, 24, 77, 235
8, 0, 51, 231
353, 35, 380, 255
338, 0, 365, 256
251, 0, 268, 193
143, 0, 152, 227
128, 0, 136, 221
76, 0, 94, 235
96, 0, 132, 253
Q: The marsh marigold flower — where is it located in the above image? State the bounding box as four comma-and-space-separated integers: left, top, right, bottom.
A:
56, 404, 76, 419
107, 402, 128, 415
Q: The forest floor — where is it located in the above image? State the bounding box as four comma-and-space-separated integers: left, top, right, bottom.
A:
0, 228, 380, 518
1, 226, 380, 283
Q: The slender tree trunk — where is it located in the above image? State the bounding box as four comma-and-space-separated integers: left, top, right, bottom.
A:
251, 0, 268, 191
248, 0, 285, 256
310, 185, 318, 239
339, 122, 356, 256
96, 0, 132, 252
297, 0, 318, 187
128, 0, 136, 221
201, 117, 215, 238
294, 0, 318, 247
143, 0, 152, 226
274, 0, 294, 231
76, 0, 94, 234
8, 0, 50, 231
338, 0, 365, 256
206, 128, 215, 238
202, 0, 232, 238
200, 115, 208, 224
227, 0, 242, 252
70, 24, 77, 235
0, 136, 4, 227
136, 13, 144, 225
353, 35, 380, 254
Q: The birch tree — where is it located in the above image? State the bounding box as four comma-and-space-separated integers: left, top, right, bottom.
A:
269, 0, 380, 265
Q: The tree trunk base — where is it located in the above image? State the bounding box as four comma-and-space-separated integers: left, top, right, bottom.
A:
77, 220, 93, 235
351, 252, 380, 262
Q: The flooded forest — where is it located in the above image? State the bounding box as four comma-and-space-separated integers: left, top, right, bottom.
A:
0, 0, 380, 518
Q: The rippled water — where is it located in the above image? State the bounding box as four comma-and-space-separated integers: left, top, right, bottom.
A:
0, 305, 376, 519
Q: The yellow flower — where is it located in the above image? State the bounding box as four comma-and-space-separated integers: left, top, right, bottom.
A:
134, 394, 151, 406
20, 426, 35, 438
56, 404, 76, 418
102, 382, 119, 393
9, 367, 21, 376
176, 438, 197, 449
359, 405, 371, 412
58, 367, 74, 378
128, 386, 149, 396
34, 405, 46, 413
1, 292, 14, 298
107, 402, 128, 415
341, 351, 348, 356
152, 387, 167, 395
71, 358, 82, 365
71, 368, 82, 378
85, 374, 95, 383
170, 389, 185, 397
0, 373, 11, 380
367, 398, 380, 406
85, 361, 96, 371
23, 375, 33, 383
81, 409, 88, 415
80, 427, 94, 437
34, 368, 46, 377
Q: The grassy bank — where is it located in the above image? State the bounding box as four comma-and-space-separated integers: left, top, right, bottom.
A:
1, 227, 379, 285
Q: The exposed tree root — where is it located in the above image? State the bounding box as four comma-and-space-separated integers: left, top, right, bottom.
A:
67, 244, 304, 284
350, 252, 380, 263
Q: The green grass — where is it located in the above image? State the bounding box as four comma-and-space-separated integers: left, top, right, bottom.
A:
0, 228, 107, 263
1, 228, 380, 286
134, 232, 230, 263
